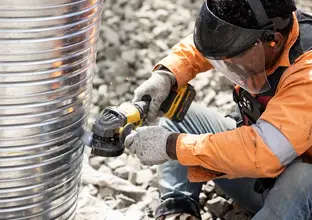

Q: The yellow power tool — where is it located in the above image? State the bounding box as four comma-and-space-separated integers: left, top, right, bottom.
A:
86, 84, 196, 157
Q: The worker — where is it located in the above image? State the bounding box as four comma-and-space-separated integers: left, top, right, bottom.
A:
124, 0, 312, 219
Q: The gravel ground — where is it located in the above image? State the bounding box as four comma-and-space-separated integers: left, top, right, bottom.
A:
76, 1, 312, 219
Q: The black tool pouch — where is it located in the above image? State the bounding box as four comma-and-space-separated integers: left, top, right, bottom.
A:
254, 178, 277, 194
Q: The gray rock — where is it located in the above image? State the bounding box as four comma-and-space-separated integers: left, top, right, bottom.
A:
112, 198, 127, 210
215, 185, 226, 198
98, 165, 113, 174
122, 21, 138, 32
154, 9, 170, 21
98, 98, 110, 109
114, 166, 130, 180
101, 26, 120, 46
135, 67, 151, 79
193, 75, 210, 91
121, 50, 137, 64
224, 210, 252, 220
87, 184, 98, 197
76, 187, 126, 220
106, 16, 121, 26
148, 173, 159, 188
203, 90, 217, 106
138, 18, 152, 29
104, 198, 119, 209
93, 76, 105, 87
89, 105, 100, 118
98, 84, 108, 96
202, 212, 213, 220
167, 32, 181, 47
127, 154, 142, 169
145, 187, 160, 213
196, 91, 205, 101
108, 98, 120, 107
130, 85, 139, 93
136, 169, 154, 185
146, 49, 158, 63
82, 161, 146, 201
215, 91, 234, 107
89, 156, 106, 170
154, 40, 169, 51
116, 194, 136, 207
87, 117, 96, 130
99, 187, 115, 198
218, 75, 234, 90
124, 209, 145, 220
106, 158, 126, 170
115, 75, 128, 84
219, 102, 236, 115
209, 80, 218, 91
131, 32, 153, 45
206, 197, 232, 218
152, 25, 171, 38
211, 193, 218, 199
107, 58, 129, 77
105, 46, 121, 60
202, 181, 215, 198
96, 38, 106, 52
128, 0, 143, 10
199, 192, 208, 207
124, 93, 134, 101
96, 61, 110, 78
91, 89, 100, 104
115, 82, 131, 96
128, 170, 137, 186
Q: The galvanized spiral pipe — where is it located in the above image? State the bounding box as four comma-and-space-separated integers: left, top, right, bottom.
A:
0, 0, 103, 219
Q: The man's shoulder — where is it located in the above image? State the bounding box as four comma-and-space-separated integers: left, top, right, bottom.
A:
278, 51, 312, 92
289, 12, 312, 64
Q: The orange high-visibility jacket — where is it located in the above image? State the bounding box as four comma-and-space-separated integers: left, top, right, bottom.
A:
155, 11, 312, 182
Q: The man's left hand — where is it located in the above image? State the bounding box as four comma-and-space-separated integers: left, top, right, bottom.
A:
123, 126, 175, 166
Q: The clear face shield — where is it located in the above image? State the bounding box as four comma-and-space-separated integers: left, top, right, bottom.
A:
193, 1, 290, 94
208, 41, 269, 94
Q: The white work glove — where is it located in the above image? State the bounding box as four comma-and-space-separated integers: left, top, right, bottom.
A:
132, 70, 176, 122
123, 126, 174, 166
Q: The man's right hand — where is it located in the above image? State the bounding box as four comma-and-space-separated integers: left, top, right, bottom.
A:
132, 69, 176, 122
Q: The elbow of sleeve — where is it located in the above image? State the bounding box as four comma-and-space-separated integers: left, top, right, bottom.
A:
252, 119, 298, 178
230, 150, 285, 179
259, 155, 285, 178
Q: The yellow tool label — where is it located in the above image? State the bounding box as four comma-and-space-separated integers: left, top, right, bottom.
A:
118, 102, 142, 127
164, 85, 187, 118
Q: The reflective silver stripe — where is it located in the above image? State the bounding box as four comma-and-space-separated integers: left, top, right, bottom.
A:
252, 119, 298, 166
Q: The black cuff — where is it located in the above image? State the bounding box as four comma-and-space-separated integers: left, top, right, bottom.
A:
166, 133, 179, 160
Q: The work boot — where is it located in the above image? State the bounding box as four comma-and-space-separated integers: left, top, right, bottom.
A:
155, 198, 202, 220
156, 213, 200, 220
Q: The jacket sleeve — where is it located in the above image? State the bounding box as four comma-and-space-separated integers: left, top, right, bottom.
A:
176, 51, 312, 182
154, 34, 213, 88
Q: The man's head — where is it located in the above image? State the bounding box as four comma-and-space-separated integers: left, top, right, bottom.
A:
193, 0, 297, 94
209, 0, 296, 67
209, 0, 296, 30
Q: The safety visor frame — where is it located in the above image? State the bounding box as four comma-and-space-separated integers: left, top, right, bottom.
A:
208, 40, 271, 94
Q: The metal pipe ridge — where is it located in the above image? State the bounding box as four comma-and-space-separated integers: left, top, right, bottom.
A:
0, 0, 103, 218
